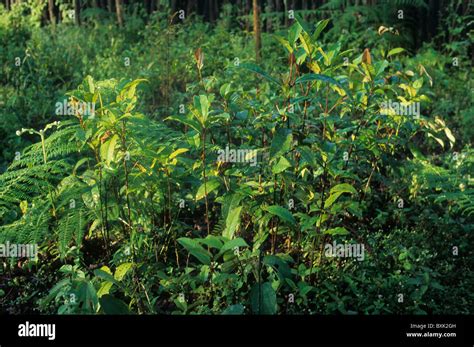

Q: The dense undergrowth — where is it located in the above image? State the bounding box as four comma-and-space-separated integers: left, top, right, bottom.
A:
0, 1, 473, 315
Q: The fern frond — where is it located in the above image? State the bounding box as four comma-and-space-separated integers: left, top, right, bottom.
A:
10, 121, 81, 169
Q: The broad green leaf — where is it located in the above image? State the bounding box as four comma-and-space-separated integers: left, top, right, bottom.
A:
274, 35, 293, 53
99, 295, 130, 314
221, 193, 244, 238
100, 134, 119, 166
250, 282, 277, 314
196, 179, 220, 200
296, 74, 353, 101
399, 251, 408, 261
174, 296, 187, 312
84, 75, 95, 94
223, 206, 242, 239
97, 281, 113, 298
100, 266, 112, 275
295, 13, 312, 34
220, 83, 231, 97
178, 237, 212, 265
114, 262, 133, 281
222, 304, 245, 315
408, 143, 426, 160
42, 279, 70, 305
240, 63, 281, 86
169, 148, 189, 160
361, 62, 376, 81
200, 235, 224, 250
324, 184, 357, 209
221, 193, 243, 219
329, 183, 357, 195
318, 47, 330, 66
288, 22, 303, 45
387, 47, 405, 57
374, 60, 389, 78
399, 84, 417, 98
324, 227, 350, 235
312, 19, 330, 41
121, 79, 147, 100
194, 95, 210, 123
444, 127, 455, 146
298, 146, 317, 167
165, 115, 202, 133
427, 132, 444, 148
94, 268, 119, 285
272, 156, 292, 174
270, 128, 292, 160
218, 237, 249, 257
265, 205, 296, 225
295, 48, 308, 66
106, 135, 119, 165
324, 191, 343, 209
298, 32, 313, 55
84, 281, 99, 311
263, 255, 292, 279
211, 112, 231, 123
413, 77, 424, 90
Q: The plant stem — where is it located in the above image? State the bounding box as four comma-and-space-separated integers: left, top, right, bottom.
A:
202, 127, 210, 236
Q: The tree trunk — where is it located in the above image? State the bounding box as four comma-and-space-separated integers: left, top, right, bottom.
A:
48, 0, 55, 25
245, 0, 250, 31
213, 0, 219, 21
275, 0, 281, 29
266, 0, 273, 32
186, 0, 195, 17
74, 0, 81, 26
115, 0, 123, 26
253, 0, 262, 62
208, 0, 215, 22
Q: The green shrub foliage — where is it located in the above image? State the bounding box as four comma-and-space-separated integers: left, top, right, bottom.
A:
0, 1, 472, 315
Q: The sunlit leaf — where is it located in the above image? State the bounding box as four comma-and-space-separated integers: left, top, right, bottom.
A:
265, 205, 296, 225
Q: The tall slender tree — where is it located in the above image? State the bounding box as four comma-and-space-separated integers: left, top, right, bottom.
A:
245, 0, 250, 31
48, 0, 55, 26
253, 0, 262, 62
74, 0, 81, 26
115, 0, 123, 26
266, 0, 274, 32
